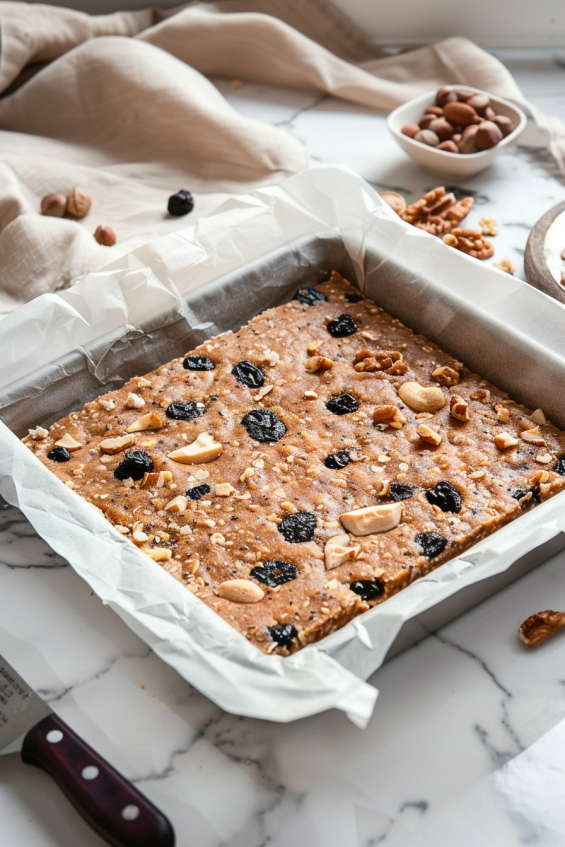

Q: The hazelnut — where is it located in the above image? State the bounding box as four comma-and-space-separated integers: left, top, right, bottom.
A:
466, 93, 490, 115
475, 121, 503, 150
380, 191, 406, 215
437, 140, 459, 153
401, 123, 420, 138
94, 225, 116, 247
66, 187, 92, 218
40, 192, 66, 217
418, 114, 435, 130
458, 125, 479, 154
428, 118, 454, 140
492, 115, 515, 137
414, 129, 440, 147
436, 87, 458, 107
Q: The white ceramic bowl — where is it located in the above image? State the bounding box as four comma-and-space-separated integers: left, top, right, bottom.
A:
387, 86, 527, 178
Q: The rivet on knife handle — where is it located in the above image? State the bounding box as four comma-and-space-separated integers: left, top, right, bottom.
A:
21, 713, 175, 847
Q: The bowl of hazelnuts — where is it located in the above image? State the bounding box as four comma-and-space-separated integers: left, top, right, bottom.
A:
387, 86, 526, 177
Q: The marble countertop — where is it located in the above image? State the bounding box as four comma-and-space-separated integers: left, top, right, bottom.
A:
2, 48, 565, 847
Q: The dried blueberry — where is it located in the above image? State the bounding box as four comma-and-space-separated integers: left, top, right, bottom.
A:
293, 286, 327, 306
114, 450, 153, 481
555, 457, 565, 476
268, 624, 297, 647
345, 293, 363, 303
390, 483, 417, 501
327, 314, 357, 337
232, 361, 265, 388
185, 483, 211, 500
47, 446, 71, 463
278, 511, 317, 543
324, 451, 350, 469
241, 410, 286, 443
183, 355, 215, 371
350, 579, 385, 601
416, 532, 447, 558
425, 480, 462, 513
167, 189, 194, 217
166, 402, 205, 420
512, 489, 528, 501
251, 560, 299, 586
326, 394, 359, 415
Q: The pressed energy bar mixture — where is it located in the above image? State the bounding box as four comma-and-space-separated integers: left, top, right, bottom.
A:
24, 272, 565, 654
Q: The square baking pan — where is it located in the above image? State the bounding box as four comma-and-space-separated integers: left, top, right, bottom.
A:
2, 229, 565, 689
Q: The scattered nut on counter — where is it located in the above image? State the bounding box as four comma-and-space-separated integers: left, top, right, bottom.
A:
379, 191, 406, 215
401, 88, 515, 154
40, 192, 66, 217
94, 225, 117, 247
519, 610, 565, 647
493, 258, 516, 275
66, 186, 92, 218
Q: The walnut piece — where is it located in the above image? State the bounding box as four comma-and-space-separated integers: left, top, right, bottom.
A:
519, 610, 565, 647
493, 258, 516, 275
432, 365, 460, 386
442, 228, 494, 260
479, 216, 499, 236
401, 187, 474, 235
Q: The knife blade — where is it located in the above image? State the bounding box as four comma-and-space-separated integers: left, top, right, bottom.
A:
0, 652, 175, 847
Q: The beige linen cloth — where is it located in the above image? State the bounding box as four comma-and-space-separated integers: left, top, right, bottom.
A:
0, 0, 564, 313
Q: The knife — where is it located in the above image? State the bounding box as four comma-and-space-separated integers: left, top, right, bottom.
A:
0, 652, 175, 847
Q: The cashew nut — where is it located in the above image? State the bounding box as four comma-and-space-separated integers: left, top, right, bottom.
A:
397, 382, 445, 413
340, 502, 403, 536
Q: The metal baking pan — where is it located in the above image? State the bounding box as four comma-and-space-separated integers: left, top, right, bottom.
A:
2, 232, 565, 681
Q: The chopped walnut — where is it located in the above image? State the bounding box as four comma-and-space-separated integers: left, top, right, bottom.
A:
432, 365, 460, 386
373, 405, 398, 423
417, 423, 442, 446
471, 389, 490, 403
401, 187, 474, 235
479, 216, 499, 236
450, 395, 469, 421
494, 431, 519, 449
305, 355, 333, 373
442, 229, 494, 260
493, 402, 510, 423
519, 610, 565, 647
354, 348, 405, 374
28, 426, 49, 440
493, 258, 516, 275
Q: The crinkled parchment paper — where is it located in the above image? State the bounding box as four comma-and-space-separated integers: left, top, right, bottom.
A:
2, 165, 565, 728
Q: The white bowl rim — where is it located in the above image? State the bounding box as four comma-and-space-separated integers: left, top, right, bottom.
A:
387, 86, 527, 160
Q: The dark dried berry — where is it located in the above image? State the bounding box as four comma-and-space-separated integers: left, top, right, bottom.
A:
326, 394, 359, 415
425, 480, 462, 513
325, 451, 350, 469
390, 483, 417, 501
512, 489, 528, 501
278, 511, 317, 543
555, 457, 565, 476
183, 355, 215, 371
185, 484, 211, 500
327, 314, 357, 337
268, 624, 297, 647
166, 402, 205, 420
233, 361, 265, 388
416, 532, 447, 558
293, 286, 327, 306
345, 293, 363, 303
114, 450, 153, 481
47, 446, 71, 463
241, 410, 286, 443
251, 560, 299, 586
167, 189, 194, 217
349, 579, 385, 601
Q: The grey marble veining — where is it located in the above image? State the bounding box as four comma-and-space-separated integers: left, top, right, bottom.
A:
3, 49, 565, 847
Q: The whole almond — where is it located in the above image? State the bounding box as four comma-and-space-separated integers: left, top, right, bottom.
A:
466, 93, 490, 115
425, 106, 444, 117
217, 579, 265, 603
437, 140, 459, 153
40, 192, 66, 217
414, 129, 440, 147
66, 187, 92, 218
94, 225, 116, 247
443, 101, 478, 126
401, 123, 420, 138
454, 89, 475, 101
475, 121, 503, 150
484, 106, 496, 121
428, 118, 454, 140
436, 87, 458, 107
493, 115, 514, 137
418, 114, 435, 129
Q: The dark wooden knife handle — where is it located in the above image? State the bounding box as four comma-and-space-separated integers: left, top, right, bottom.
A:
21, 713, 175, 847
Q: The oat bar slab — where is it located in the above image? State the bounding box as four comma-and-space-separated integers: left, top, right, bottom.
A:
23, 272, 565, 655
